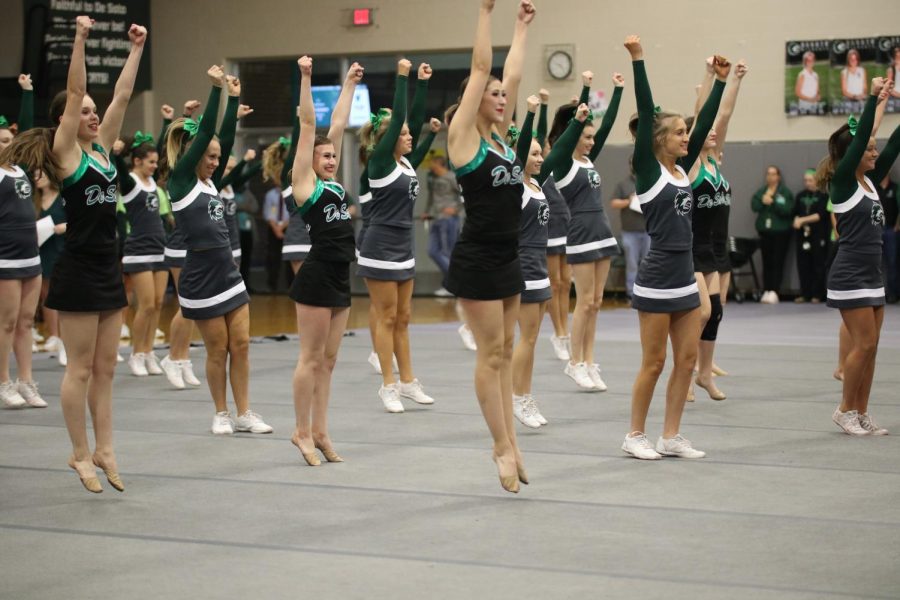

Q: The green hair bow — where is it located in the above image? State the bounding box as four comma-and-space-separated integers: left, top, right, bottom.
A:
507, 125, 520, 145
653, 105, 661, 115
847, 115, 858, 137
369, 108, 391, 131
0, 115, 8, 128
183, 115, 203, 138
132, 131, 154, 147
278, 136, 291, 148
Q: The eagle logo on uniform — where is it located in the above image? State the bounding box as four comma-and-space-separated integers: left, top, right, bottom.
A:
207, 198, 225, 221
871, 201, 885, 227
14, 178, 32, 200
537, 201, 550, 226
674, 190, 693, 216
145, 193, 159, 212
409, 179, 420, 202
587, 169, 601, 189
225, 200, 237, 217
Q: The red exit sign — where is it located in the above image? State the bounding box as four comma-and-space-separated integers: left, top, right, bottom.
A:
353, 8, 373, 26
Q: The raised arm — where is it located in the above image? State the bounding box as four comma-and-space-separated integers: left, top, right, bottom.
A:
17, 75, 33, 132
712, 60, 748, 161
171, 69, 224, 188
541, 103, 588, 182
578, 71, 592, 106
290, 56, 318, 208
326, 61, 364, 172
588, 74, 624, 162
370, 60, 411, 177
408, 63, 432, 150
212, 77, 242, 187
683, 55, 729, 169
98, 24, 148, 152
833, 83, 880, 191
625, 35, 661, 192
281, 108, 301, 188
872, 80, 893, 136
500, 0, 536, 133
447, 0, 495, 167
408, 118, 441, 169
536, 88, 549, 147
222, 149, 260, 189
515, 95, 538, 165
871, 123, 900, 183
111, 139, 135, 195
157, 104, 174, 156
695, 57, 715, 117
53, 16, 92, 171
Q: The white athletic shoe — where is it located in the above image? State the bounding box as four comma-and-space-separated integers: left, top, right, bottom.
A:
832, 408, 869, 436
458, 324, 477, 351
379, 384, 404, 413
43, 335, 61, 352
398, 379, 434, 405
211, 411, 234, 435
1, 380, 27, 409
234, 410, 274, 434
180, 360, 202, 386
527, 394, 547, 425
588, 363, 608, 392
368, 351, 382, 375
564, 361, 595, 390
31, 327, 44, 343
513, 394, 541, 428
16, 380, 47, 408
434, 287, 454, 298
145, 352, 163, 375
858, 413, 889, 436
32, 342, 39, 353
656, 434, 706, 459
57, 340, 67, 366
120, 324, 131, 339
622, 433, 662, 460
128, 353, 149, 377
116, 352, 124, 363
155, 328, 165, 340
550, 335, 570, 361
160, 355, 185, 389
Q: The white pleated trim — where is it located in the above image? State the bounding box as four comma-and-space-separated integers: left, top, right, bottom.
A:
281, 186, 293, 199
554, 161, 581, 190
122, 254, 164, 264
282, 244, 311, 254
633, 281, 699, 299
172, 179, 218, 212
121, 173, 157, 203
357, 254, 415, 270
832, 177, 878, 214
164, 248, 187, 258
369, 158, 416, 189
637, 163, 689, 205
524, 277, 550, 290
0, 256, 40, 268
232, 248, 241, 258
179, 280, 247, 309
546, 236, 567, 247
359, 192, 373, 204
827, 287, 885, 300
566, 238, 618, 254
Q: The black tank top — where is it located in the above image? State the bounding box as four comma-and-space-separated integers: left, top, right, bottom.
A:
0, 165, 36, 233
290, 178, 355, 262
691, 157, 731, 246
59, 145, 119, 256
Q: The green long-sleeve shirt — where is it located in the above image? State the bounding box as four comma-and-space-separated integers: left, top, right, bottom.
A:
408, 79, 428, 151
368, 74, 409, 179
18, 89, 33, 132
212, 96, 239, 189
168, 86, 222, 201
751, 183, 795, 233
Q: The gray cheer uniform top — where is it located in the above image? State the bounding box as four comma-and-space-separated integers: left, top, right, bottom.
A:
281, 185, 312, 261
542, 175, 569, 255
519, 178, 551, 303
556, 158, 618, 263
121, 173, 166, 272
0, 165, 40, 279
219, 186, 241, 259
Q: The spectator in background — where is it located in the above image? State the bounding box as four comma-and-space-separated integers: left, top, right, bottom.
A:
791, 169, 829, 303
423, 153, 462, 296
877, 173, 899, 303
795, 51, 821, 114
263, 184, 290, 292
609, 160, 648, 299
752, 165, 794, 304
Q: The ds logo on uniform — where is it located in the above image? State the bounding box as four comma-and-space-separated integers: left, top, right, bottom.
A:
674, 190, 693, 216
85, 184, 117, 206
208, 198, 225, 221
14, 178, 32, 200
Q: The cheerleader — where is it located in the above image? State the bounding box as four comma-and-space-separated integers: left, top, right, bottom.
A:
288, 57, 363, 465
621, 35, 729, 460
35, 172, 66, 366
817, 77, 899, 436
445, 0, 536, 493
163, 67, 271, 436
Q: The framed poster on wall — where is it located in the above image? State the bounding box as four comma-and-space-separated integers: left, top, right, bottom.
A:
784, 39, 830, 117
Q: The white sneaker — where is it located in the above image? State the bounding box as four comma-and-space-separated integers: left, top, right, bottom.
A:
234, 410, 274, 434
759, 291, 772, 304
57, 340, 67, 366
211, 411, 234, 435
656, 434, 706, 458
513, 394, 541, 428
368, 351, 382, 374
550, 335, 570, 361
145, 352, 163, 375
180, 360, 202, 386
44, 335, 61, 352
588, 363, 608, 392
120, 324, 131, 339
128, 353, 149, 376
160, 355, 185, 389
32, 342, 39, 353
1, 380, 27, 409
769, 291, 780, 304
16, 380, 47, 408
832, 408, 869, 436
622, 432, 662, 460
564, 361, 595, 390
116, 352, 124, 363
398, 379, 434, 405
379, 384, 404, 413
434, 287, 454, 298
155, 328, 165, 339
32, 327, 44, 343
858, 413, 889, 436
458, 324, 477, 351
527, 394, 548, 425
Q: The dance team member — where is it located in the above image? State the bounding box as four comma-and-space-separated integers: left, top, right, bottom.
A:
35, 171, 67, 366
164, 67, 271, 435
288, 57, 363, 465
818, 77, 899, 436
220, 104, 255, 263
621, 35, 729, 460
445, 0, 536, 493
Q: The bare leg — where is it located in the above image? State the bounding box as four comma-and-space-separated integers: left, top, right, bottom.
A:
558, 260, 571, 335
856, 306, 884, 415
58, 311, 100, 480
0, 279, 23, 382
839, 307, 880, 413
40, 279, 59, 338
149, 270, 169, 346
393, 278, 415, 383
512, 301, 546, 396
582, 258, 610, 365
167, 268, 194, 360
311, 307, 351, 453
367, 279, 399, 385
291, 260, 302, 275
88, 309, 124, 473
569, 262, 596, 365
663, 308, 702, 438
292, 303, 332, 456
225, 305, 251, 415
194, 316, 230, 413
835, 322, 851, 381
129, 271, 155, 354
546, 254, 567, 337
12, 276, 41, 382
630, 311, 669, 434
696, 272, 725, 398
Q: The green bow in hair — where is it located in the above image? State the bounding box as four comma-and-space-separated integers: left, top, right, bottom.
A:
507, 125, 520, 145
0, 116, 8, 128
132, 131, 154, 147
653, 105, 661, 115
183, 115, 203, 138
847, 115, 858, 137
369, 108, 391, 131
278, 136, 291, 148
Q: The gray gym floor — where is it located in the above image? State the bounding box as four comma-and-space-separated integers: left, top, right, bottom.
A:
2, 303, 898, 599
